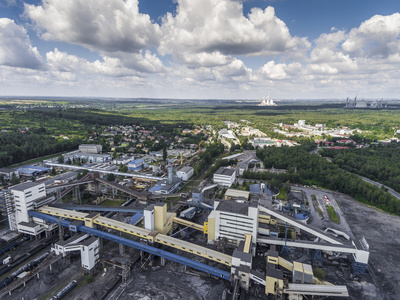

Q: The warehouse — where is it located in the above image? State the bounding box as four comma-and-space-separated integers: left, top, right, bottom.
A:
176, 166, 194, 181
213, 167, 236, 187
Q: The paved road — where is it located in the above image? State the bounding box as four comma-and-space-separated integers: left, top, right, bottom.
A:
295, 186, 355, 240
360, 176, 400, 200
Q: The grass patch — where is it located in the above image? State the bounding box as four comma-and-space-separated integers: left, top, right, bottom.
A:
276, 187, 287, 200
311, 194, 323, 218
99, 199, 126, 206
326, 205, 340, 224
9, 152, 65, 168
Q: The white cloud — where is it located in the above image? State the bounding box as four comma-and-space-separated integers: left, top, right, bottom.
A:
260, 61, 287, 79
0, 18, 43, 69
46, 48, 137, 77
159, 0, 309, 67
342, 13, 400, 58
25, 0, 161, 53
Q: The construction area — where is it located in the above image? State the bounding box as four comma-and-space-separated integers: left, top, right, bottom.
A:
0, 168, 397, 300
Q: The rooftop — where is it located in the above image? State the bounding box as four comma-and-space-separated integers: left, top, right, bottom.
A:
215, 167, 235, 176
10, 181, 44, 192
177, 166, 193, 173
216, 200, 249, 216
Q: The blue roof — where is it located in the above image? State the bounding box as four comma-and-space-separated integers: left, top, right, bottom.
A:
17, 166, 50, 174
129, 213, 143, 225
149, 185, 163, 192
129, 158, 144, 165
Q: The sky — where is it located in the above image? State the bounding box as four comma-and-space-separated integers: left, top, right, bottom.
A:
0, 0, 399, 100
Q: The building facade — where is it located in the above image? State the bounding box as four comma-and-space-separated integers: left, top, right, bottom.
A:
176, 166, 194, 181
213, 167, 236, 187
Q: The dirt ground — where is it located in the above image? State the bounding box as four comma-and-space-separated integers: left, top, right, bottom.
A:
333, 191, 400, 300
121, 260, 230, 300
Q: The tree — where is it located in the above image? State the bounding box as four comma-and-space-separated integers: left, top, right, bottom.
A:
107, 173, 115, 182
119, 165, 128, 172
57, 155, 64, 163
10, 173, 19, 185
51, 167, 56, 176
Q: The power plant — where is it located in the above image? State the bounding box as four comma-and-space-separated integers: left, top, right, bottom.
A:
0, 169, 370, 299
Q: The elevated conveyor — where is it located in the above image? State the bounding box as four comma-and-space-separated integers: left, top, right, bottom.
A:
35, 206, 232, 266
173, 217, 204, 232
95, 177, 151, 198
257, 237, 356, 253
258, 206, 343, 245
284, 284, 349, 297
28, 210, 231, 281
50, 204, 143, 213
45, 162, 162, 181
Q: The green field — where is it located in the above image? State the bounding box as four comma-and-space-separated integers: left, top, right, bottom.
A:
326, 206, 340, 224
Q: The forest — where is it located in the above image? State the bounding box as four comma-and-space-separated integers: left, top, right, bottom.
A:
320, 143, 400, 193
243, 146, 400, 216
0, 131, 81, 167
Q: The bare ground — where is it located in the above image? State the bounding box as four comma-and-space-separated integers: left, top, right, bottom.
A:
332, 191, 400, 300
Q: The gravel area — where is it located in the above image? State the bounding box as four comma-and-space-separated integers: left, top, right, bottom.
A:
333, 191, 400, 300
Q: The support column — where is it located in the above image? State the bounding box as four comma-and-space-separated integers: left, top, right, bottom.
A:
58, 221, 64, 242
119, 243, 125, 255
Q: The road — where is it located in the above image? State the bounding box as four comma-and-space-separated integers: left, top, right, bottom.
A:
360, 176, 400, 200
295, 186, 355, 240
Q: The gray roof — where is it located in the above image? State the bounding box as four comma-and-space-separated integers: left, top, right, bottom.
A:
266, 263, 283, 279
215, 167, 235, 176
81, 237, 98, 247
10, 181, 43, 192
177, 166, 193, 173
18, 221, 40, 228
233, 249, 252, 263
0, 168, 17, 173
216, 200, 249, 216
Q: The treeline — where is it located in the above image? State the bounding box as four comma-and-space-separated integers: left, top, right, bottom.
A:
244, 146, 400, 215
320, 143, 400, 193
193, 142, 225, 176
0, 132, 81, 167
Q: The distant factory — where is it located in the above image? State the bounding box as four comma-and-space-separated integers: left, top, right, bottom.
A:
344, 97, 400, 109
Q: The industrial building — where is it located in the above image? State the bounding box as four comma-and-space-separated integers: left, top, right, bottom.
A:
112, 156, 134, 165
148, 177, 181, 195
0, 170, 370, 299
64, 151, 111, 164
0, 168, 19, 181
224, 188, 250, 202
176, 166, 194, 181
16, 166, 50, 178
213, 167, 236, 187
207, 199, 259, 253
79, 144, 102, 154
128, 158, 145, 171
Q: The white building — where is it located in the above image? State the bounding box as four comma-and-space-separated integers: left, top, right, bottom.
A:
113, 156, 134, 165
79, 144, 102, 154
176, 166, 194, 181
213, 167, 236, 187
9, 182, 46, 234
207, 199, 259, 253
0, 168, 19, 181
53, 234, 99, 271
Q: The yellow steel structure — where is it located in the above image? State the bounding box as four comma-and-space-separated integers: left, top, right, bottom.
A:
173, 217, 204, 232
37, 206, 87, 221
243, 233, 252, 253
278, 256, 294, 272
37, 206, 232, 266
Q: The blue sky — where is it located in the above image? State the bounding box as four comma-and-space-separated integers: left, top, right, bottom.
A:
0, 0, 399, 99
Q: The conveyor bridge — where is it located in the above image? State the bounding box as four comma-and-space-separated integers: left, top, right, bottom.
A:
28, 210, 231, 281
50, 204, 143, 213
35, 206, 232, 267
